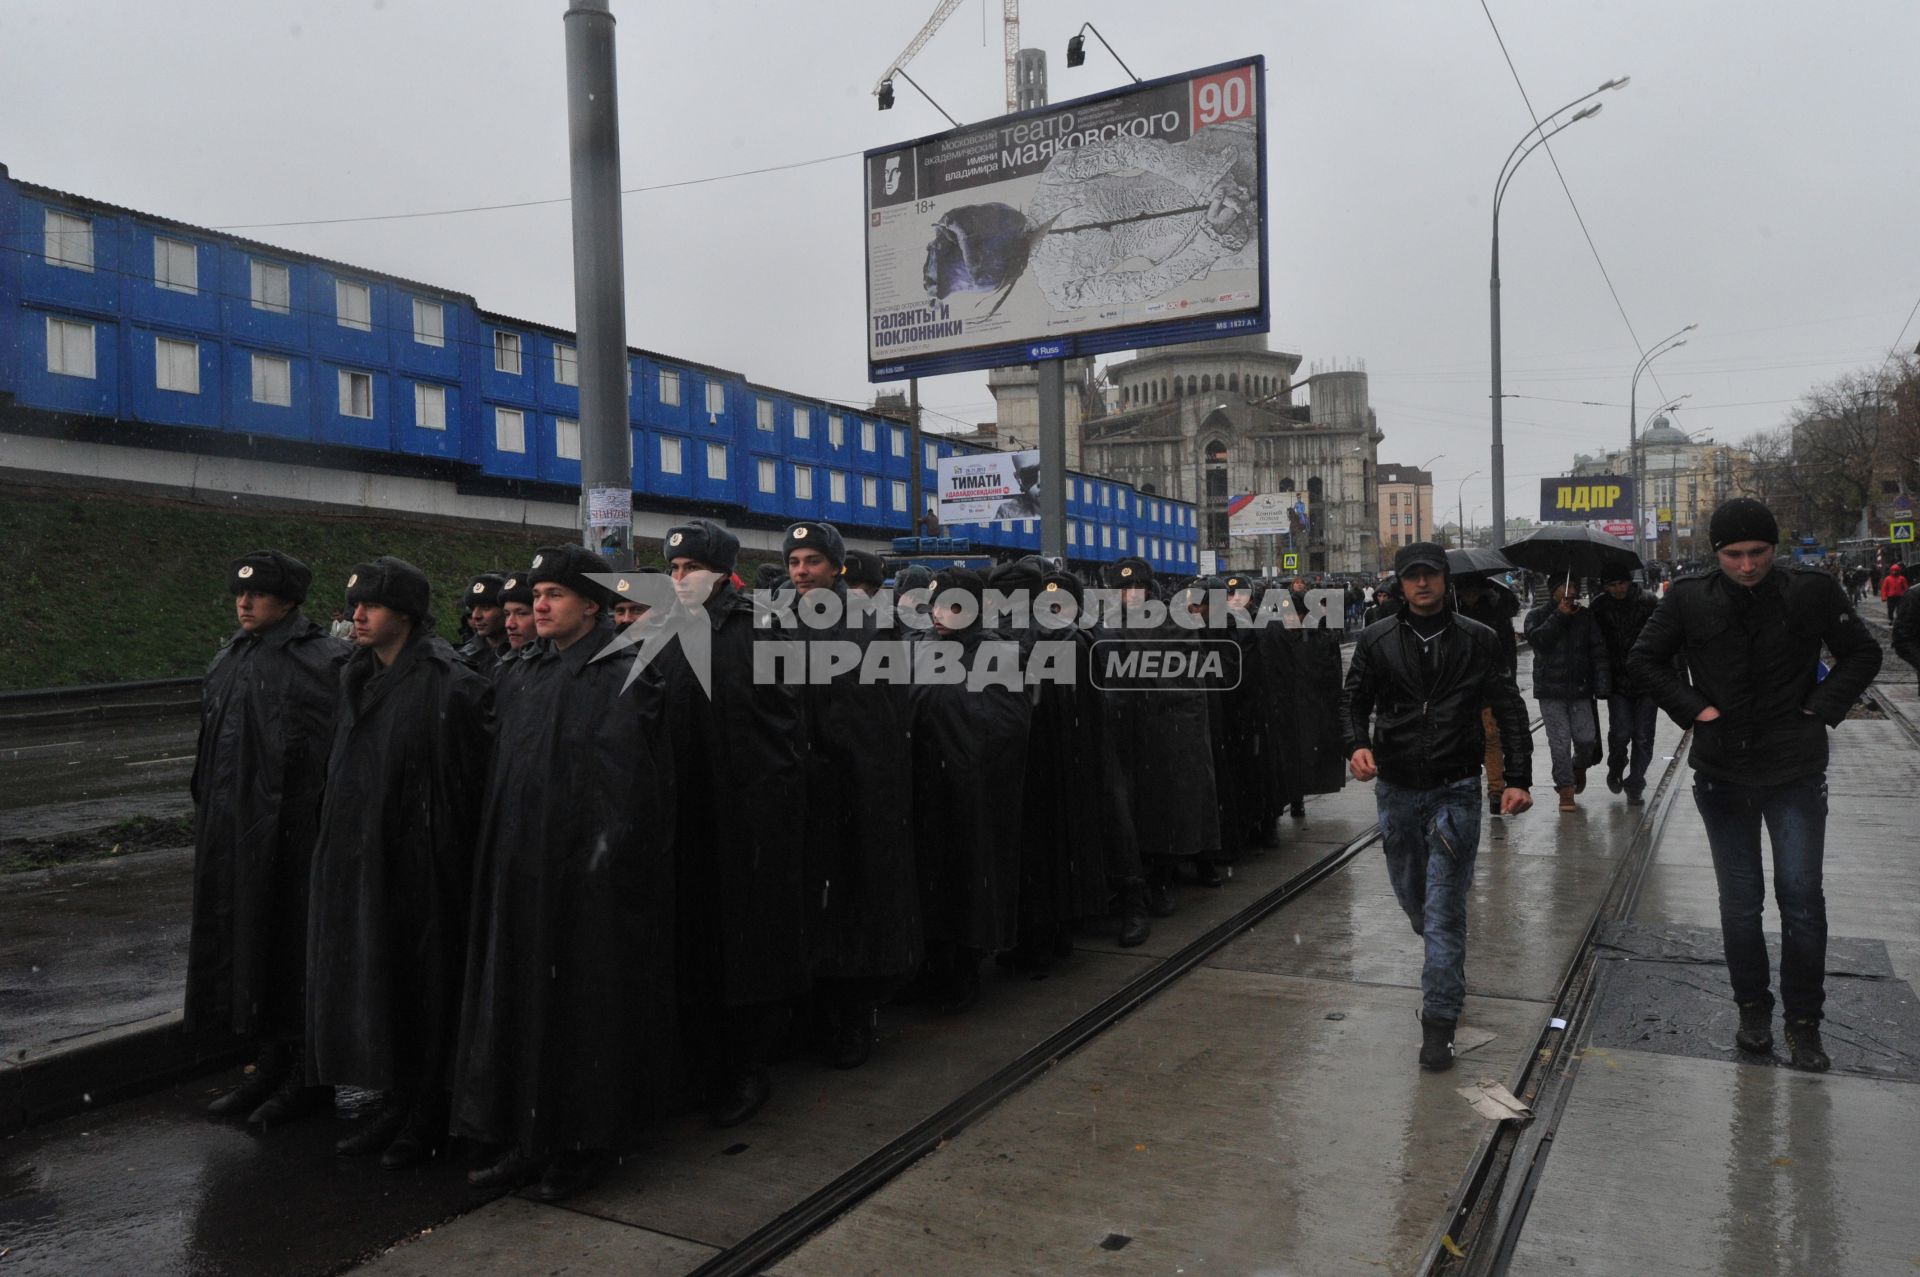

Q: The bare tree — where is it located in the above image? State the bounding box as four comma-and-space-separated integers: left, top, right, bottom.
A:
1784, 366, 1907, 540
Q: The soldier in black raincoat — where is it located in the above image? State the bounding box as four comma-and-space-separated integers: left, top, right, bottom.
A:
450, 545, 676, 1202
456, 572, 510, 674
907, 567, 1032, 1012
1255, 577, 1350, 818
1201, 576, 1274, 860
188, 550, 348, 1122
493, 571, 542, 695
658, 520, 810, 1129
1099, 558, 1219, 917
776, 521, 918, 1069
305, 557, 490, 1160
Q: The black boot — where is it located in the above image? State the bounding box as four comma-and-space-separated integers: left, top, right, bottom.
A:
1116, 880, 1151, 948
1194, 860, 1225, 888
335, 1091, 409, 1155
1605, 758, 1625, 794
709, 1067, 772, 1128
936, 953, 982, 1016
829, 1003, 875, 1071
207, 1042, 288, 1119
247, 1072, 333, 1128
1784, 1020, 1830, 1073
530, 1148, 618, 1203
1734, 1003, 1773, 1055
467, 1146, 543, 1189
1290, 798, 1307, 819
380, 1097, 449, 1170
1419, 1014, 1457, 1072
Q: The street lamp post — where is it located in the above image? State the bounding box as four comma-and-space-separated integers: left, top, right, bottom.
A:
1629, 323, 1696, 563
1457, 469, 1482, 547
1490, 76, 1628, 549
1639, 395, 1689, 561
1416, 453, 1444, 548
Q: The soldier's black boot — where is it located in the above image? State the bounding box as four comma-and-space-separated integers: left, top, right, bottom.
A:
710, 1067, 772, 1128
1784, 1020, 1830, 1073
530, 1148, 618, 1203
1116, 880, 1151, 949
1734, 1002, 1773, 1055
467, 1146, 543, 1190
207, 1041, 288, 1119
1419, 1014, 1457, 1073
247, 1068, 333, 1129
335, 1091, 409, 1155
380, 1094, 449, 1170
1145, 867, 1175, 918
829, 1002, 875, 1071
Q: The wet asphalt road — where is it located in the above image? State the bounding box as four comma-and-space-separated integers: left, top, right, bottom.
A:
0, 1084, 498, 1276
1, 708, 197, 841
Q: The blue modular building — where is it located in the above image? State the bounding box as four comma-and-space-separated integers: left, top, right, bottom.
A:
0, 163, 1198, 576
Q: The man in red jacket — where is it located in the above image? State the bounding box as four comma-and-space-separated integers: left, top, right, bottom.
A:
1881, 562, 1908, 622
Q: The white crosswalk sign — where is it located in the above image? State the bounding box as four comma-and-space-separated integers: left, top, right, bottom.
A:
1282, 553, 1300, 571
1893, 521, 1914, 544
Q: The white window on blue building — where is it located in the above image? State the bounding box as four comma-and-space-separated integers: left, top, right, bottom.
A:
556, 418, 580, 460
828, 414, 845, 448
862, 476, 878, 507
860, 420, 876, 452
829, 471, 847, 503
338, 370, 373, 419
1101, 524, 1112, 548
411, 299, 444, 347
250, 261, 290, 315
153, 237, 197, 294
891, 479, 908, 511
705, 381, 724, 418
707, 443, 728, 480
1067, 523, 1078, 546
155, 338, 197, 394
658, 369, 681, 406
794, 465, 814, 500
757, 397, 775, 431
553, 344, 577, 386
495, 407, 526, 454
251, 353, 291, 406
336, 281, 372, 332
44, 210, 93, 272
891, 426, 907, 457
414, 383, 446, 431
45, 317, 94, 378
758, 458, 778, 494
793, 407, 811, 440
659, 435, 682, 474
493, 331, 522, 375
924, 442, 939, 469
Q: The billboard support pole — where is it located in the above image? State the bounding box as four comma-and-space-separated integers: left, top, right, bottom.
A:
563, 0, 633, 568
909, 377, 924, 532
1038, 359, 1066, 559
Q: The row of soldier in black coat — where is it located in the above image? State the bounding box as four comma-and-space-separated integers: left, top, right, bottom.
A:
184, 526, 1345, 1203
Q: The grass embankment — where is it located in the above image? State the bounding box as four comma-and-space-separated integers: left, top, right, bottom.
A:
0, 485, 777, 690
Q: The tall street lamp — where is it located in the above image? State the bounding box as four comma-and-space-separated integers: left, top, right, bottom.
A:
1629, 322, 1696, 563
1415, 453, 1444, 546
1489, 76, 1628, 548
1457, 469, 1482, 547
1639, 394, 1689, 559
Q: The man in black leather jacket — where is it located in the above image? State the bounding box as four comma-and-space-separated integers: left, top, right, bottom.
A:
1341, 542, 1533, 1072
1590, 571, 1659, 804
1630, 498, 1880, 1073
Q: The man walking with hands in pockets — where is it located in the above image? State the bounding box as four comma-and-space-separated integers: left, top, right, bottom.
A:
1342, 542, 1534, 1072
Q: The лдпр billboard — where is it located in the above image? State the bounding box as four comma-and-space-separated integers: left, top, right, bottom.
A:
1540, 476, 1635, 522
866, 57, 1268, 382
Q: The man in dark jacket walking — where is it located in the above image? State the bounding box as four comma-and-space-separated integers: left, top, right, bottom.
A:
1590, 570, 1659, 805
189, 550, 348, 1123
1343, 543, 1533, 1072
1524, 581, 1611, 811
1630, 498, 1881, 1072
306, 557, 491, 1161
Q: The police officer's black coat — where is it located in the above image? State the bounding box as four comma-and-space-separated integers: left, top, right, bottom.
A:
1018, 623, 1139, 926
1260, 613, 1349, 800
456, 633, 502, 676
785, 582, 921, 984
1209, 621, 1272, 856
185, 610, 348, 1040
305, 633, 490, 1093
660, 582, 811, 1009
450, 622, 677, 1156
1099, 606, 1220, 861
907, 624, 1032, 952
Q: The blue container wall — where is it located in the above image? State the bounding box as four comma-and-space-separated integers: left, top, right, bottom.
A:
394, 377, 461, 460
125, 225, 219, 335
224, 346, 310, 440
220, 247, 307, 352
17, 306, 118, 416
126, 326, 220, 430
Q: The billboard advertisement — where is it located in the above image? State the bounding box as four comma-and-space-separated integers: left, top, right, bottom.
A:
1541, 476, 1634, 522
865, 57, 1268, 381
1227, 491, 1308, 538
937, 448, 1041, 524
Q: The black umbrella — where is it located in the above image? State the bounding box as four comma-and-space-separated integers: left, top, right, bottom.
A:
1499, 525, 1642, 581
1446, 547, 1516, 578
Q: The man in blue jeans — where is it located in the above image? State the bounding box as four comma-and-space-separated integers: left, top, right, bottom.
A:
1631, 498, 1880, 1072
1342, 542, 1535, 1071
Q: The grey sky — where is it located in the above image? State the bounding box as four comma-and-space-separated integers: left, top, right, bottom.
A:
3, 0, 1914, 528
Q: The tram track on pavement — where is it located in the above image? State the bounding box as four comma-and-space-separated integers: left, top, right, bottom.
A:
688, 713, 1552, 1277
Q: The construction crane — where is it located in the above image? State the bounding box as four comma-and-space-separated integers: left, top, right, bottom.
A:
873, 0, 1019, 117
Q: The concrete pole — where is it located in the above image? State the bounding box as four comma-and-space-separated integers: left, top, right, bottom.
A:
563, 0, 633, 567
909, 377, 925, 533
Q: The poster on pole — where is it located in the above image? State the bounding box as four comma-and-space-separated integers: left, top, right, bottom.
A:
937, 448, 1042, 524
865, 57, 1269, 382
1227, 491, 1308, 538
